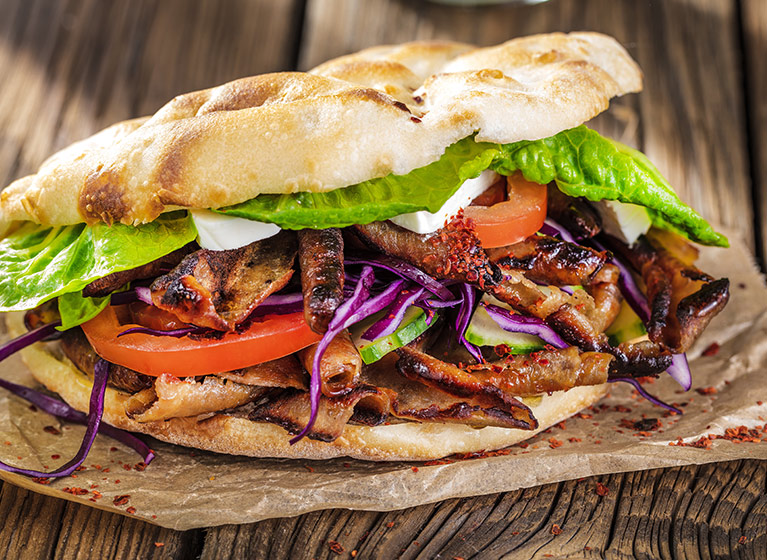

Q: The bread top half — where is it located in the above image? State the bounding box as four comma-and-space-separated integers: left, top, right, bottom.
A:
0, 32, 641, 230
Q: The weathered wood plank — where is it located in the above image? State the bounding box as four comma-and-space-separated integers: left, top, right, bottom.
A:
0, 485, 65, 560
742, 0, 767, 269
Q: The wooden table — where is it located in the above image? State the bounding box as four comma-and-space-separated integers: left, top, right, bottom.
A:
0, 0, 765, 558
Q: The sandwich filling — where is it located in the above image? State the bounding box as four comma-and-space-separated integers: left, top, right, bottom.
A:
2, 126, 730, 445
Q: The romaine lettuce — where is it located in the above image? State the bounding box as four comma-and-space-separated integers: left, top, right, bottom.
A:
218, 126, 727, 247
0, 211, 196, 313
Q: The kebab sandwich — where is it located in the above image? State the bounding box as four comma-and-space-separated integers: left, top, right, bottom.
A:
0, 32, 729, 467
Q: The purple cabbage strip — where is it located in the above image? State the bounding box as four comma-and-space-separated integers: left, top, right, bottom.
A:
135, 286, 152, 305
540, 219, 577, 243
0, 360, 108, 478
482, 303, 569, 349
0, 324, 155, 473
362, 285, 424, 340
456, 284, 483, 363
608, 377, 682, 415
0, 322, 61, 362
289, 266, 376, 444
345, 254, 453, 301
118, 325, 203, 338
666, 353, 692, 391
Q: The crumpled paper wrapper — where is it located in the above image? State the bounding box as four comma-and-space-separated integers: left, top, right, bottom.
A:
0, 233, 765, 530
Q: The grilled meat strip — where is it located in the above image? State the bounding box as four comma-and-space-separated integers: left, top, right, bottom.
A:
83, 244, 194, 298
249, 386, 391, 442
486, 234, 608, 286
216, 355, 307, 390
150, 232, 297, 331
395, 347, 537, 429
298, 330, 362, 397
546, 183, 602, 239
605, 229, 729, 353
397, 345, 610, 399
298, 228, 344, 333
352, 220, 502, 288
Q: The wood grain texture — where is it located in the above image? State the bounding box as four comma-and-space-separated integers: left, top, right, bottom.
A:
0, 0, 765, 558
742, 0, 767, 268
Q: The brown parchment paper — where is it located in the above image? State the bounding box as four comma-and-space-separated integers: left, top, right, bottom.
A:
0, 233, 765, 531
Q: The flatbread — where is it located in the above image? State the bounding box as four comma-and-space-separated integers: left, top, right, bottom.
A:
8, 312, 607, 461
0, 32, 641, 230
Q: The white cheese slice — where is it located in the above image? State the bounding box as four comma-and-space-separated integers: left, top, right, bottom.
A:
593, 200, 652, 245
390, 170, 500, 234
191, 209, 281, 251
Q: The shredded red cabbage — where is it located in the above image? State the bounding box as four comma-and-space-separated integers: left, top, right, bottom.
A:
362, 284, 423, 340
0, 325, 154, 475
290, 266, 376, 444
540, 219, 577, 243
608, 377, 682, 414
456, 284, 483, 363
482, 303, 569, 349
0, 360, 108, 477
345, 254, 453, 301
666, 353, 692, 391
118, 325, 204, 338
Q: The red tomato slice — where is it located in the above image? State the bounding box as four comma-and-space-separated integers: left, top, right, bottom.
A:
464, 173, 547, 248
81, 305, 321, 377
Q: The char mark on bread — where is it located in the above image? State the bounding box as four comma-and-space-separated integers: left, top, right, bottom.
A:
352, 219, 502, 288
150, 232, 297, 330
298, 228, 345, 333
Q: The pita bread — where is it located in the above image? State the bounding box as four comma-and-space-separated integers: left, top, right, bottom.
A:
7, 312, 608, 461
0, 32, 641, 230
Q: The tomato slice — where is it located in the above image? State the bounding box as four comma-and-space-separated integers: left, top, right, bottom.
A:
81, 305, 322, 377
464, 173, 547, 248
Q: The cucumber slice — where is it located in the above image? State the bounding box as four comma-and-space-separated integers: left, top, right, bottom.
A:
465, 295, 545, 354
351, 306, 438, 364
605, 299, 648, 345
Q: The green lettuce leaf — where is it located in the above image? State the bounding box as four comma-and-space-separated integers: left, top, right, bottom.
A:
0, 211, 196, 312
218, 126, 726, 247
57, 291, 111, 330
492, 126, 728, 247
216, 137, 500, 228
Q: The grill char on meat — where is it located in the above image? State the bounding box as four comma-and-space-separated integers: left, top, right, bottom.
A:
545, 183, 602, 239
150, 231, 297, 331
352, 219, 502, 288
297, 228, 344, 333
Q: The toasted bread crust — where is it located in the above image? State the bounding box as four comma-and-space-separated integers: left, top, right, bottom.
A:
0, 33, 641, 230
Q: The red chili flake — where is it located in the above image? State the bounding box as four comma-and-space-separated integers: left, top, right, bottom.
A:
517, 442, 529, 449
758, 402, 764, 406
122, 464, 132, 471
154, 543, 165, 548
3, 441, 10, 445
110, 447, 118, 452
343, 462, 351, 468
63, 487, 88, 496
424, 459, 453, 466
115, 479, 120, 484
152, 515, 157, 519
739, 535, 747, 544
595, 482, 609, 496
28, 405, 37, 412
327, 541, 344, 554
568, 437, 582, 443
32, 477, 51, 485
555, 421, 567, 430
43, 426, 61, 436
593, 440, 602, 444
551, 524, 563, 535
411, 467, 419, 473
696, 386, 717, 395
304, 465, 314, 473
102, 468, 110, 473
548, 438, 564, 449
134, 462, 146, 472
614, 405, 632, 413
91, 491, 102, 500
51, 454, 60, 460
90, 484, 98, 489
113, 495, 131, 506
576, 413, 593, 420
702, 342, 720, 357
126, 507, 136, 515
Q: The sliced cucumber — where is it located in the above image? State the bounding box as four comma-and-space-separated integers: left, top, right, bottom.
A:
605, 299, 648, 345
351, 306, 438, 364
465, 295, 545, 354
